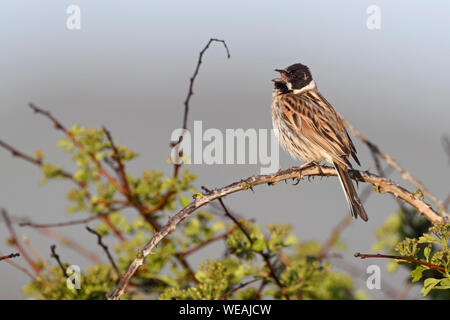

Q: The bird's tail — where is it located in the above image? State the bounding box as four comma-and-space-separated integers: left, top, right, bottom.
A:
333, 161, 368, 221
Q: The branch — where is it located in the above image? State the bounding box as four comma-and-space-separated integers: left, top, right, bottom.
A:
177, 228, 236, 259
0, 250, 35, 280
110, 164, 443, 299
102, 127, 131, 196
35, 227, 103, 265
28, 103, 127, 195
220, 278, 262, 300
201, 186, 289, 299
0, 253, 20, 262
86, 226, 121, 276
19, 211, 114, 228
346, 120, 449, 218
1, 209, 40, 275
50, 244, 68, 277
172, 38, 230, 178
354, 252, 445, 272
0, 139, 84, 189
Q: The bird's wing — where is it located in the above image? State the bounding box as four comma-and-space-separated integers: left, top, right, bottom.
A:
279, 90, 358, 167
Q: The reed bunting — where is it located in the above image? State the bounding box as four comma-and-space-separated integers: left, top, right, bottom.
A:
271, 63, 368, 221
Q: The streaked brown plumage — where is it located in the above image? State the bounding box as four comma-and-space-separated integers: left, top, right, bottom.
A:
272, 63, 368, 221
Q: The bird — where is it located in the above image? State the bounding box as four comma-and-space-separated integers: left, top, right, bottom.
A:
271, 63, 368, 221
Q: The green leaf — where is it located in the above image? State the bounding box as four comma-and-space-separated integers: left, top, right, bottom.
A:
418, 234, 438, 244
421, 278, 441, 296
437, 278, 450, 289
410, 265, 426, 283
424, 244, 432, 262
250, 239, 266, 252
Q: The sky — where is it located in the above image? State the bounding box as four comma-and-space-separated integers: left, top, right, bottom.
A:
0, 1, 449, 299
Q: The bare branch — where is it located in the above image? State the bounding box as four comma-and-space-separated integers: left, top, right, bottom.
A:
177, 228, 236, 259
354, 252, 445, 272
220, 278, 262, 300
0, 253, 20, 262
35, 227, 103, 265
19, 212, 110, 228
0, 250, 35, 280
110, 164, 444, 299
346, 120, 449, 218
172, 38, 230, 178
0, 139, 84, 188
1, 209, 40, 275
50, 244, 68, 277
86, 226, 121, 276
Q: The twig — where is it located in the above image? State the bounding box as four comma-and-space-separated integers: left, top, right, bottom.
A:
201, 186, 252, 241
86, 226, 121, 276
331, 257, 400, 299
220, 278, 262, 300
26, 103, 126, 241
28, 103, 127, 195
19, 210, 120, 228
22, 235, 50, 271
109, 164, 445, 299
36, 228, 103, 265
178, 228, 236, 258
172, 38, 230, 178
1, 209, 40, 275
354, 252, 445, 272
0, 139, 84, 188
102, 127, 132, 197
50, 244, 68, 277
346, 120, 449, 219
201, 186, 288, 299
0, 253, 20, 261
0, 250, 35, 280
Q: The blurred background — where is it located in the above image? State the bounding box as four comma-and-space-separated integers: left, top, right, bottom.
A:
1, 0, 449, 299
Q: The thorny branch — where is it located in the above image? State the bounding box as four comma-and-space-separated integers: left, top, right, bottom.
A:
110, 164, 444, 299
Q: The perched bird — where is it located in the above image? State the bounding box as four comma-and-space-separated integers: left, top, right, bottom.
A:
271, 63, 368, 221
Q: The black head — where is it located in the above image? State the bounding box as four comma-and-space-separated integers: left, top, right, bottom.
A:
275, 63, 313, 90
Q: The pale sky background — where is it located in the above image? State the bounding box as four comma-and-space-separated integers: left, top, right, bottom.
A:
0, 1, 449, 299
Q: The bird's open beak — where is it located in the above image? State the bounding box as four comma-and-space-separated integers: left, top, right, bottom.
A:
271, 77, 284, 83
